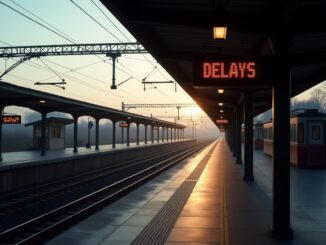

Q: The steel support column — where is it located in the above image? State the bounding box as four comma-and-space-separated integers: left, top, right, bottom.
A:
112, 121, 116, 149
0, 106, 3, 161
126, 124, 130, 147
236, 106, 243, 164
40, 111, 47, 156
162, 127, 165, 142
271, 47, 293, 239
243, 91, 254, 181
145, 125, 148, 144
95, 118, 99, 151
151, 125, 154, 143
232, 113, 236, 157
121, 126, 124, 144
136, 123, 139, 145
157, 126, 160, 143
174, 128, 176, 141
73, 116, 78, 153
166, 128, 169, 141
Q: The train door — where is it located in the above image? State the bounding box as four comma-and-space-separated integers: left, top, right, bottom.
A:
307, 121, 325, 166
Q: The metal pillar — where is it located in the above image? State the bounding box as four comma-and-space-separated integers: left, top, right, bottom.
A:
136, 123, 139, 145
40, 111, 47, 156
112, 121, 116, 149
109, 53, 121, 89
271, 44, 293, 239
126, 124, 130, 147
236, 106, 243, 164
170, 127, 173, 141
145, 125, 148, 144
232, 113, 236, 157
0, 107, 3, 161
73, 116, 78, 153
166, 128, 169, 141
162, 127, 165, 142
243, 91, 254, 181
95, 118, 99, 150
157, 126, 160, 143
121, 126, 124, 144
174, 128, 176, 141
151, 125, 154, 143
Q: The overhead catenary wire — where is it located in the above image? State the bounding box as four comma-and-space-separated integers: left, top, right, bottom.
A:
0, 41, 140, 103
70, 0, 121, 42
0, 0, 143, 103
80, 0, 175, 96
0, 1, 75, 43
1, 2, 177, 104
8, 0, 79, 44
38, 58, 65, 82
90, 0, 132, 41
0, 1, 140, 98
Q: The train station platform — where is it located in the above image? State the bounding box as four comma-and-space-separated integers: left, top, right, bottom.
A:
0, 140, 186, 170
47, 139, 326, 245
0, 139, 193, 193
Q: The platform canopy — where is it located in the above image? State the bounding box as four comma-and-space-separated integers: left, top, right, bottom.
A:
0, 82, 185, 129
101, 0, 326, 123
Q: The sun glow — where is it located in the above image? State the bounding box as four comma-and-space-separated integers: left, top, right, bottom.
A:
190, 107, 199, 116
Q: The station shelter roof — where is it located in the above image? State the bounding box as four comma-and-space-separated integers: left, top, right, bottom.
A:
0, 82, 186, 129
25, 117, 74, 127
101, 0, 326, 125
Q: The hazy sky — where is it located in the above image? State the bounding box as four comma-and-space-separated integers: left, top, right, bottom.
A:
0, 0, 215, 124
0, 0, 321, 125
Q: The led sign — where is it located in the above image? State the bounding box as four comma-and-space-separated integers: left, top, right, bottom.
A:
203, 62, 256, 79
216, 119, 229, 124
193, 56, 272, 88
119, 122, 129, 128
2, 115, 21, 124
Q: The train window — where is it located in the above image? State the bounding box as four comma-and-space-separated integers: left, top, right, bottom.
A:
298, 123, 304, 143
35, 126, 48, 137
312, 125, 320, 140
51, 127, 61, 138
35, 127, 42, 137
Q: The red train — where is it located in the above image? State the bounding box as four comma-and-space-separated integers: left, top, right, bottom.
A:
263, 109, 326, 168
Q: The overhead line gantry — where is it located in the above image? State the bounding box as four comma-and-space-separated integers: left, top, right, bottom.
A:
0, 42, 147, 89
122, 102, 198, 120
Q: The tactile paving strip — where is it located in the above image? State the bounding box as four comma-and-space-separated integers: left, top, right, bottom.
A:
131, 142, 217, 245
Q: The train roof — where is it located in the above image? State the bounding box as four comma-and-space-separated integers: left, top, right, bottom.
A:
263, 109, 326, 125
291, 109, 326, 117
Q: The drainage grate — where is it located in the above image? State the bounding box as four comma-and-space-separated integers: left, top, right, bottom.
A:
131, 142, 217, 245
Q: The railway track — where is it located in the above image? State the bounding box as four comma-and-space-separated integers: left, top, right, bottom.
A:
0, 141, 210, 244
0, 143, 195, 213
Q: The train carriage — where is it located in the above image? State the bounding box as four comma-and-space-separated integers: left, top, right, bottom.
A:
263, 109, 326, 168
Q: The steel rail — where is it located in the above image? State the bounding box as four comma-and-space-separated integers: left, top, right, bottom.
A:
0, 143, 195, 213
0, 142, 208, 244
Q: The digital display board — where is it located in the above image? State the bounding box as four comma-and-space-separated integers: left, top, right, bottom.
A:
216, 119, 229, 124
119, 122, 129, 128
2, 115, 21, 124
193, 56, 272, 88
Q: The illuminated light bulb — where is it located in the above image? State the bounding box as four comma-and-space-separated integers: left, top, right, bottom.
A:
213, 27, 227, 39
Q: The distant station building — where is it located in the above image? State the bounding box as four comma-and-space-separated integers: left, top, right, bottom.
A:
25, 117, 73, 150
